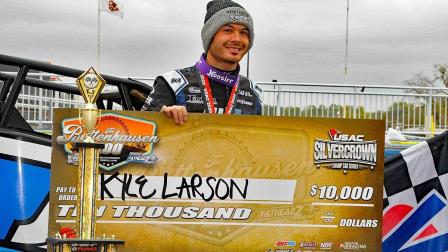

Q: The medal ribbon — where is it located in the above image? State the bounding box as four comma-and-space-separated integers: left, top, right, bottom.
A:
199, 74, 239, 114
195, 54, 240, 114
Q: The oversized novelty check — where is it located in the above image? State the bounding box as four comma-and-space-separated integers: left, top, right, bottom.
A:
49, 109, 384, 251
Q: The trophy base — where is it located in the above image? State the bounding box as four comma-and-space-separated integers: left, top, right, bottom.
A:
47, 237, 124, 252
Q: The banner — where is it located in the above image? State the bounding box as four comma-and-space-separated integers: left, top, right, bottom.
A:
49, 109, 384, 251
383, 132, 448, 252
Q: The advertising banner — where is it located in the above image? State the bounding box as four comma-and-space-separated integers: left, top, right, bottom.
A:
49, 109, 384, 251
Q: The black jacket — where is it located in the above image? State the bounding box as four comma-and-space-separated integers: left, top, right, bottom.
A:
143, 66, 262, 115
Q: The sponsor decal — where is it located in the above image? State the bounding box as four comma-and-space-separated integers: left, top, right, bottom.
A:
188, 87, 201, 94
238, 89, 253, 97
207, 69, 235, 85
299, 241, 316, 249
71, 243, 99, 251
259, 205, 316, 222
321, 211, 335, 223
56, 113, 159, 171
126, 152, 158, 163
171, 77, 182, 83
320, 241, 333, 250
274, 249, 294, 252
339, 218, 378, 228
314, 129, 377, 173
275, 240, 297, 247
187, 95, 204, 104
236, 99, 253, 106
226, 9, 250, 22
339, 241, 367, 250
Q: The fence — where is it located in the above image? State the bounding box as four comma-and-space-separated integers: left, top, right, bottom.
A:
17, 85, 83, 130
6, 73, 126, 130
257, 81, 447, 136
2, 72, 448, 135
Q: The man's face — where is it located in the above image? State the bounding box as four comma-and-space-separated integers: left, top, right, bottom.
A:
207, 23, 250, 66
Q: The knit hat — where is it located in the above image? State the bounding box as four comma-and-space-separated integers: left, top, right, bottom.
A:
201, 0, 254, 53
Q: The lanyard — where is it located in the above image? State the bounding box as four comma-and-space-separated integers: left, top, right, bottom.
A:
199, 73, 239, 114
195, 54, 241, 114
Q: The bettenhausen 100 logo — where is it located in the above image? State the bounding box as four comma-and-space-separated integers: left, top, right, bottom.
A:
56, 113, 159, 171
313, 129, 377, 173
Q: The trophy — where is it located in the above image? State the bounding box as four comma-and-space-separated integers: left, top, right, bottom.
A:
47, 68, 124, 251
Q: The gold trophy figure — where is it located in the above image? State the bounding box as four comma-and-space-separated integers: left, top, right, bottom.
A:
47, 68, 124, 251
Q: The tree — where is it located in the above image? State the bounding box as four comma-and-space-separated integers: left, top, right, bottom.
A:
404, 73, 434, 94
434, 64, 448, 87
405, 63, 448, 94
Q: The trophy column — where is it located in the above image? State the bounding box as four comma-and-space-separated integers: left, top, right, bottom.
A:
75, 128, 102, 239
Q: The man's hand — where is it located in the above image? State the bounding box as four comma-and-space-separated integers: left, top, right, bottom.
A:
161, 105, 188, 125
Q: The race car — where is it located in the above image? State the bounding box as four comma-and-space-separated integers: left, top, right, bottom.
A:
0, 53, 152, 252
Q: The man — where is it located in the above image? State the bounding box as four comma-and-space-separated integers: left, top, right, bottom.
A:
142, 0, 262, 124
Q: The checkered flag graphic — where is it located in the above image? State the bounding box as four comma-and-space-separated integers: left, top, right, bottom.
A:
383, 131, 448, 252
383, 132, 448, 208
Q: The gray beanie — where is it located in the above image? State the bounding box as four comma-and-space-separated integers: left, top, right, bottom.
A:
201, 0, 254, 53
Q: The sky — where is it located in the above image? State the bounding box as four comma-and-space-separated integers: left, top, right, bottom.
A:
0, 0, 447, 85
